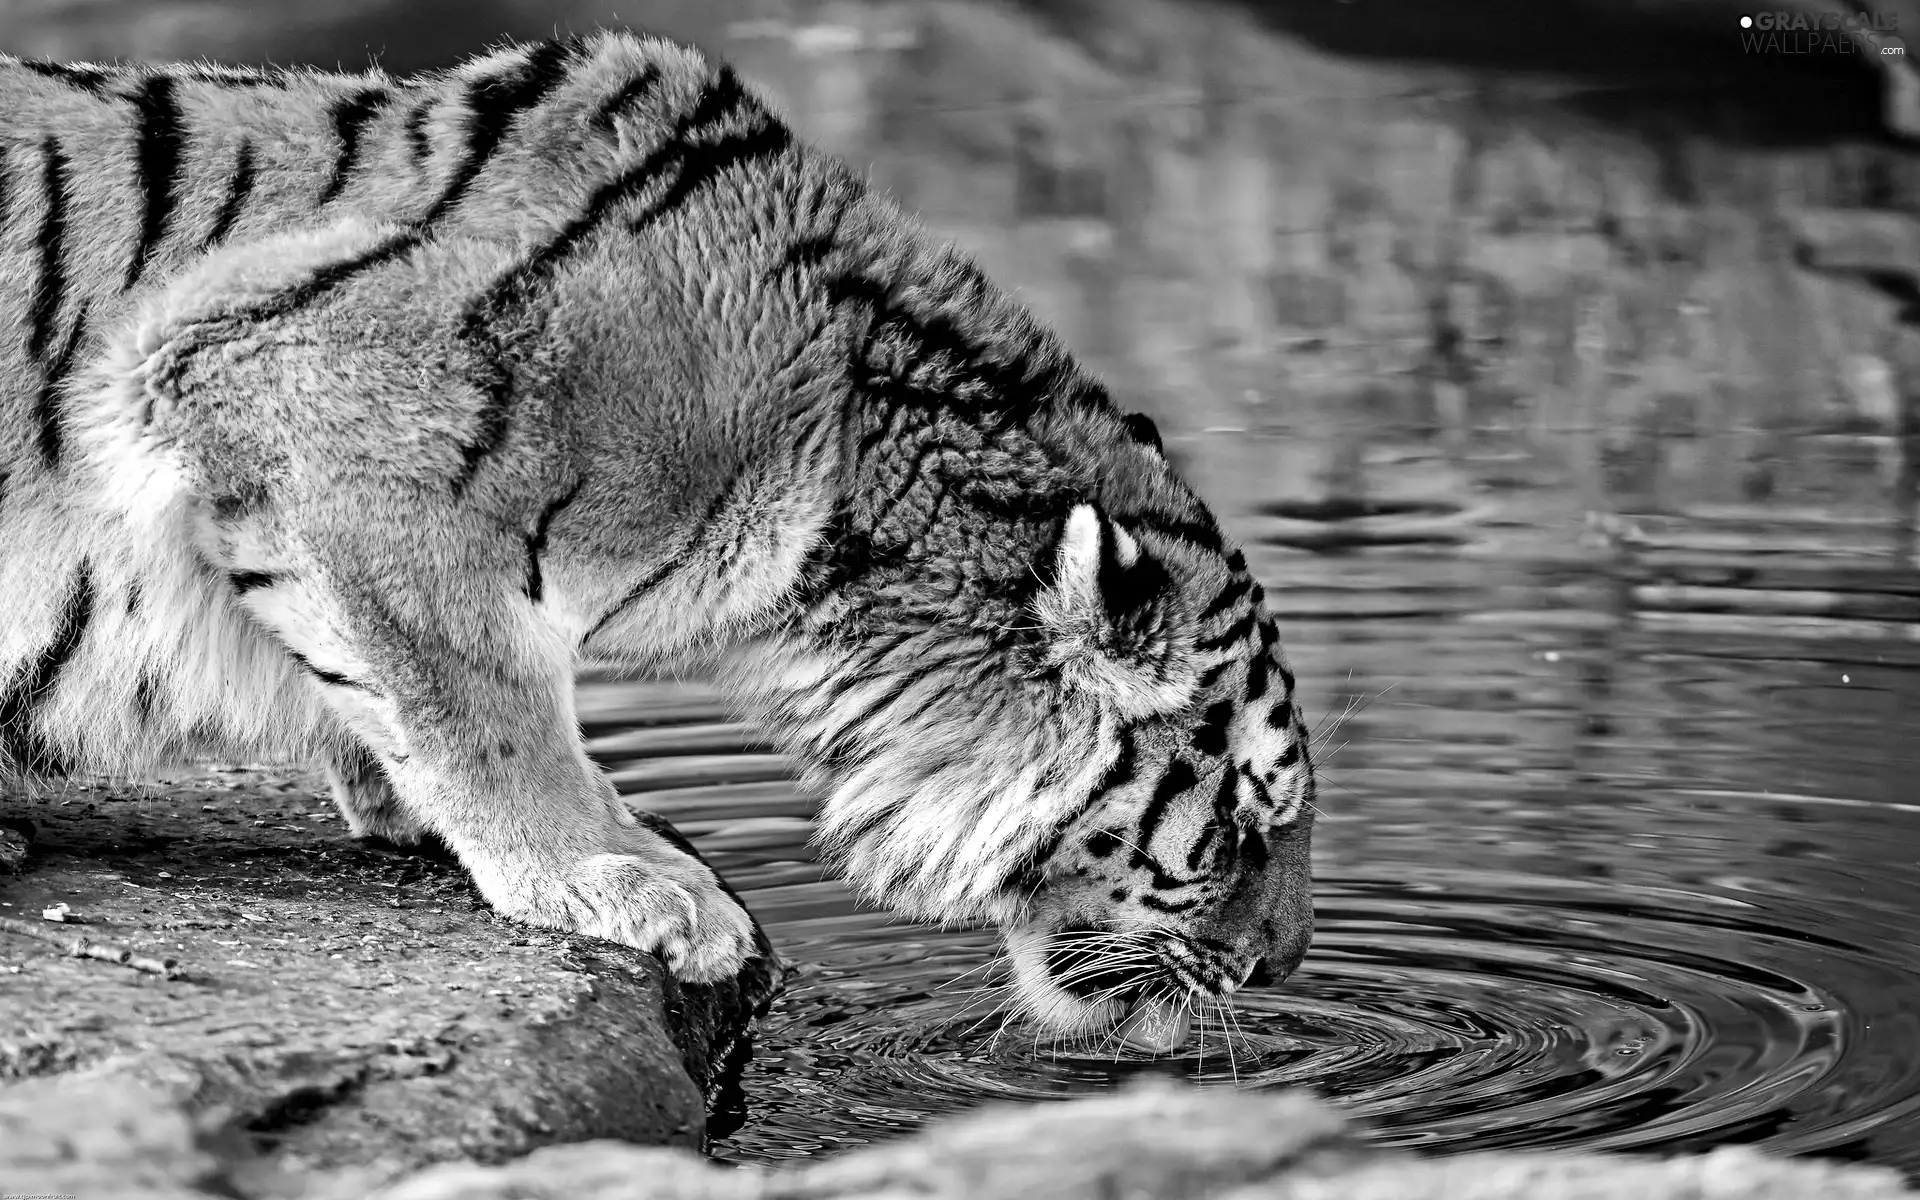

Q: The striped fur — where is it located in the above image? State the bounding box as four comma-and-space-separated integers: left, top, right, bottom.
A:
0, 32, 1313, 1038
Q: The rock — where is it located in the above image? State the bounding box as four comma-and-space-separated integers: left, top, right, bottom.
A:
0, 817, 33, 874
363, 1080, 1917, 1200
0, 766, 781, 1195
0, 1078, 243, 1200
5, 1074, 1910, 1200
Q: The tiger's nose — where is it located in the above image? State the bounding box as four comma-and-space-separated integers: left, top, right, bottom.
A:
1243, 937, 1309, 988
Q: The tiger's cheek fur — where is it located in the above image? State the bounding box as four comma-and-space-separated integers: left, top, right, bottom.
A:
721, 632, 1129, 925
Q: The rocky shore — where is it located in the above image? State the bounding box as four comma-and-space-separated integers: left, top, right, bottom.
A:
8, 1074, 1911, 1199
0, 766, 781, 1195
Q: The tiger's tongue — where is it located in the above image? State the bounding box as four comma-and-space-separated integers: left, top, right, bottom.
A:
1114, 996, 1192, 1053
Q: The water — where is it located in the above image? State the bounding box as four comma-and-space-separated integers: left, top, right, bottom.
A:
579, 486, 1920, 1173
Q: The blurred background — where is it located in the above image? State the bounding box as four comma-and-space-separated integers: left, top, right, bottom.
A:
13, 0, 1920, 1172
7, 0, 1919, 546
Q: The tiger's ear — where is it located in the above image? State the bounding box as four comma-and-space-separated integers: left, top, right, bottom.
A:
1031, 503, 1198, 719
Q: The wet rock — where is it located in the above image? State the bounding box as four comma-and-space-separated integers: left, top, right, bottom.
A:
337, 1081, 1920, 1199
37, 1075, 1896, 1198
0, 767, 781, 1195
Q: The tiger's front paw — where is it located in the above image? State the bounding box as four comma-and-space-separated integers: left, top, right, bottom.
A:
568, 849, 759, 982
491, 831, 758, 983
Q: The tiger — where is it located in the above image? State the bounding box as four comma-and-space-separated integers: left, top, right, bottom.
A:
0, 30, 1316, 1052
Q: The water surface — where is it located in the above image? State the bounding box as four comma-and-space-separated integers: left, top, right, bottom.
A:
582, 485, 1920, 1172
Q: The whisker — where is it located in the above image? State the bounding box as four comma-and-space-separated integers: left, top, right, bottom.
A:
936, 953, 1015, 992
1311, 681, 1396, 748
1219, 996, 1241, 1085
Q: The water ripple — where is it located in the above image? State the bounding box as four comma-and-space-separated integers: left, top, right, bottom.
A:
710, 859, 1914, 1165
578, 555, 1920, 1175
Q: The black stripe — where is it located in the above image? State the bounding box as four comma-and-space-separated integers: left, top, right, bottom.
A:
582, 474, 740, 641
1240, 823, 1270, 872
442, 69, 769, 491
1243, 650, 1269, 703
0, 564, 94, 774
1136, 757, 1196, 848
404, 100, 434, 168
228, 570, 276, 593
285, 650, 358, 689
589, 63, 661, 133
318, 88, 387, 204
422, 39, 578, 227
253, 236, 423, 323
823, 271, 1072, 416
1123, 510, 1223, 555
1121, 412, 1163, 454
774, 232, 836, 277
1189, 700, 1234, 757
680, 67, 752, 139
1214, 763, 1241, 826
1238, 760, 1275, 809
524, 480, 581, 602
440, 68, 746, 494
18, 60, 113, 94
1197, 660, 1233, 690
199, 63, 710, 357
123, 75, 184, 290
504, 65, 739, 295
0, 144, 11, 234
202, 139, 256, 249
829, 797, 908, 853
125, 581, 142, 616
1139, 892, 1201, 914
27, 137, 71, 367
825, 787, 913, 852
1091, 729, 1141, 797
823, 670, 923, 763
1186, 823, 1221, 871
626, 120, 791, 233
449, 357, 514, 496
1196, 610, 1257, 653
454, 67, 736, 324
1198, 574, 1253, 622
32, 307, 86, 466
583, 558, 683, 645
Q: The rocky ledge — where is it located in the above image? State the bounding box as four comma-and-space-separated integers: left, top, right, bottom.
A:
0, 766, 781, 1197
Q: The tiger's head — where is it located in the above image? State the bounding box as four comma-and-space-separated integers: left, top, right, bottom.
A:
1000, 497, 1315, 1052
731, 391, 1314, 1053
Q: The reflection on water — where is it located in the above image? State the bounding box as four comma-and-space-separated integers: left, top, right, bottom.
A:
580, 447, 1920, 1173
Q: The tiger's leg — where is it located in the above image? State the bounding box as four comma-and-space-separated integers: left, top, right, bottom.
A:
238, 522, 757, 982
321, 741, 430, 846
